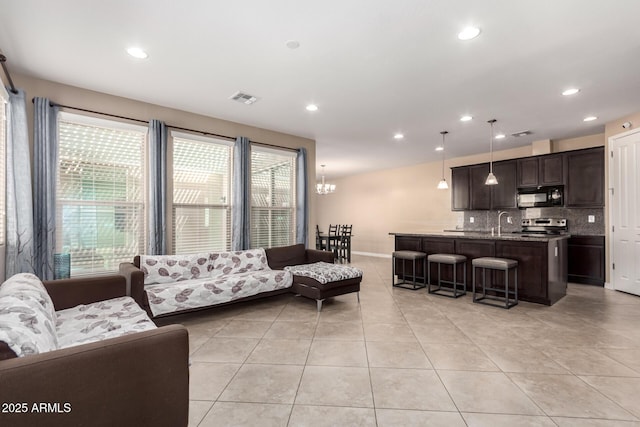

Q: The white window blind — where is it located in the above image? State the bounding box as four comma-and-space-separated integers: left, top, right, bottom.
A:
172, 133, 232, 254
0, 88, 7, 246
56, 114, 146, 275
250, 146, 296, 249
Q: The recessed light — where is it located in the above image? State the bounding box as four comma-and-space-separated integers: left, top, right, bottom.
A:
286, 40, 300, 49
393, 133, 404, 140
435, 146, 444, 151
126, 47, 148, 59
562, 88, 580, 96
460, 115, 473, 122
495, 134, 506, 139
583, 116, 597, 122
458, 26, 481, 40
306, 104, 318, 112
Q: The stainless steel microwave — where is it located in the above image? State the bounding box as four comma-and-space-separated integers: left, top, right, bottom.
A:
517, 186, 564, 208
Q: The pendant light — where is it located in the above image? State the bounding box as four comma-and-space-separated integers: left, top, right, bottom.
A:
485, 119, 498, 185
437, 131, 449, 189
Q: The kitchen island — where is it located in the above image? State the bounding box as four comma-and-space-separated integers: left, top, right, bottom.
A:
390, 231, 568, 305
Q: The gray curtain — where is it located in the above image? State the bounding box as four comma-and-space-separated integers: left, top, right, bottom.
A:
5, 89, 35, 278
33, 97, 59, 280
147, 120, 168, 255
232, 137, 251, 251
296, 148, 309, 246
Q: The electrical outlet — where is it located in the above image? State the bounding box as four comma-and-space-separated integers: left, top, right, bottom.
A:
588, 215, 595, 223
507, 216, 513, 224
470, 217, 475, 223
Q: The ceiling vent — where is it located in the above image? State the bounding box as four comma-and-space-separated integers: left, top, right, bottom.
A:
230, 91, 259, 105
511, 130, 532, 137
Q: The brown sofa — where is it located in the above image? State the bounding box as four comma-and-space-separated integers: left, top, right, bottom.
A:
0, 275, 189, 427
120, 244, 362, 316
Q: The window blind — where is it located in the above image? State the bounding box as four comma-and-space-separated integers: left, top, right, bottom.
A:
172, 134, 232, 254
0, 90, 7, 246
56, 114, 146, 275
250, 146, 296, 249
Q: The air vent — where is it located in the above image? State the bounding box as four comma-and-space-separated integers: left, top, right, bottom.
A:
511, 130, 532, 137
230, 91, 259, 105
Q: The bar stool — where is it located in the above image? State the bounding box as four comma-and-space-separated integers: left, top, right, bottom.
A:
427, 254, 467, 298
472, 257, 518, 309
392, 250, 426, 290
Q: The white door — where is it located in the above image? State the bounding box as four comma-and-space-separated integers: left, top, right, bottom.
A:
609, 128, 640, 295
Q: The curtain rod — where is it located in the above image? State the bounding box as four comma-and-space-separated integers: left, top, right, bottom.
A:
31, 99, 299, 151
0, 54, 19, 94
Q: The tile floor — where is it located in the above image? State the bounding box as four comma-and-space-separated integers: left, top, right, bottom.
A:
156, 255, 640, 427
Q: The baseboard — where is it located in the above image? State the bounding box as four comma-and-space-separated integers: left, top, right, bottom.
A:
604, 282, 613, 290
352, 251, 392, 259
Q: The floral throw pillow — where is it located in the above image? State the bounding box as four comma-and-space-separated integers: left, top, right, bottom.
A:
0, 273, 59, 357
141, 253, 212, 285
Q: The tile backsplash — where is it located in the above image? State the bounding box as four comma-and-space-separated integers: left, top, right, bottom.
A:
463, 207, 605, 235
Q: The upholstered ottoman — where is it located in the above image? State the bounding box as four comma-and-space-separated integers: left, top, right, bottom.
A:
284, 262, 363, 311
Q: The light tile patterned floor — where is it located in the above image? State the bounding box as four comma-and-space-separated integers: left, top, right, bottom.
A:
156, 255, 640, 427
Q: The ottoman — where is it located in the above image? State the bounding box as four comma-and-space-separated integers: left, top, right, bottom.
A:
284, 262, 363, 311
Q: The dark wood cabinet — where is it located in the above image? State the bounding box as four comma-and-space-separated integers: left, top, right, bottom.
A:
491, 160, 517, 209
568, 236, 605, 285
539, 154, 564, 186
451, 167, 470, 211
517, 157, 539, 187
517, 154, 564, 187
455, 239, 495, 290
565, 147, 605, 207
469, 164, 491, 210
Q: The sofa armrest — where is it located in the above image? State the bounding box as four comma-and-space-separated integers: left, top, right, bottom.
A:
119, 262, 146, 309
43, 275, 127, 311
305, 249, 335, 264
0, 324, 189, 427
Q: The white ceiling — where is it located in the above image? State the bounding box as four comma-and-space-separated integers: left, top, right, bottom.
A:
1, 0, 640, 179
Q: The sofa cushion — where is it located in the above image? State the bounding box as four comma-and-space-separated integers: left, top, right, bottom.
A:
264, 243, 307, 270
0, 273, 59, 357
141, 253, 212, 285
284, 262, 363, 284
210, 248, 270, 276
145, 269, 293, 317
56, 296, 157, 349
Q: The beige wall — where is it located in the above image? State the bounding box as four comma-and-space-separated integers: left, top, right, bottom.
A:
316, 134, 605, 257
6, 73, 317, 260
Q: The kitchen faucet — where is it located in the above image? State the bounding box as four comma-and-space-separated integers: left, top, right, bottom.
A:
498, 211, 509, 236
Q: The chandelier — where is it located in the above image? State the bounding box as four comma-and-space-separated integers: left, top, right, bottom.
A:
316, 164, 336, 195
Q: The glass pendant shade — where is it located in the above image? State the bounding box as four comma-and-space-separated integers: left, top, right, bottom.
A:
437, 130, 449, 190
485, 119, 499, 186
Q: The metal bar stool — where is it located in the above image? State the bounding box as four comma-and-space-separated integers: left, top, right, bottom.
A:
427, 254, 467, 298
472, 257, 518, 309
392, 250, 426, 290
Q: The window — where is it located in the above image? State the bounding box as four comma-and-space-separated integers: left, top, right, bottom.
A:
0, 87, 7, 246
171, 133, 232, 254
250, 146, 296, 248
56, 113, 146, 275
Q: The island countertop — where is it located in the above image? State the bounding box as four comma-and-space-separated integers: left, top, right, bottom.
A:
389, 231, 570, 242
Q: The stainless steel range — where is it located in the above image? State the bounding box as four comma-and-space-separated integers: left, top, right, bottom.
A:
516, 218, 568, 235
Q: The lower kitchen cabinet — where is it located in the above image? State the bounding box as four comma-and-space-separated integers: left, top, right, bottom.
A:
568, 236, 605, 286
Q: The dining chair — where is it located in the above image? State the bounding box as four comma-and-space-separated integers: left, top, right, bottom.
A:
338, 224, 352, 263
328, 224, 339, 255
315, 225, 326, 251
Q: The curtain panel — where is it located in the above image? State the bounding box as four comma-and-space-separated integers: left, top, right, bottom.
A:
32, 97, 59, 280
296, 148, 308, 246
232, 137, 251, 251
5, 89, 35, 278
147, 120, 168, 255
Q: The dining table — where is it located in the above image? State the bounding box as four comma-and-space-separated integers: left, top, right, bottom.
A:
317, 232, 353, 263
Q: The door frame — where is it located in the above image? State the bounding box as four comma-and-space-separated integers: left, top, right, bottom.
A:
607, 126, 640, 292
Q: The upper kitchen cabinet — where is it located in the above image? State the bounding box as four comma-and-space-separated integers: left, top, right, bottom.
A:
517, 154, 564, 187
491, 160, 517, 209
565, 147, 605, 207
469, 163, 492, 210
451, 167, 470, 211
